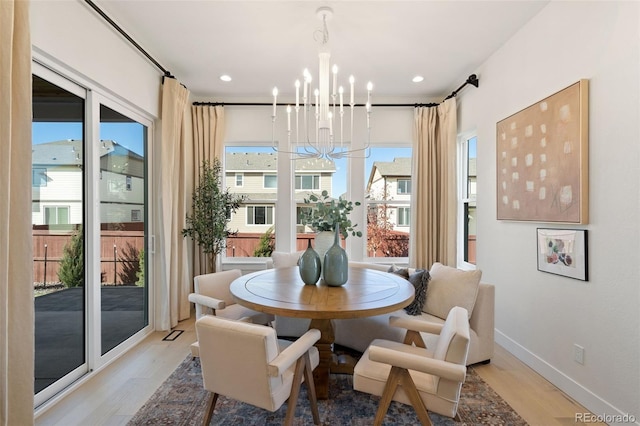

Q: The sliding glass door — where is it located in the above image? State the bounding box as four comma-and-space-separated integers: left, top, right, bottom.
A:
32, 74, 87, 396
99, 104, 149, 355
32, 64, 153, 406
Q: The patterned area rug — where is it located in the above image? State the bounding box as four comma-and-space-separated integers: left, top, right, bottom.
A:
129, 356, 526, 425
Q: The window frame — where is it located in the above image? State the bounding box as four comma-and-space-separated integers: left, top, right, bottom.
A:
295, 174, 320, 190
397, 179, 411, 194
263, 174, 277, 189
246, 204, 274, 226
457, 132, 477, 270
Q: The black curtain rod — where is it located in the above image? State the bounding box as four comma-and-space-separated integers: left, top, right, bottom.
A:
83, 0, 174, 80
193, 74, 479, 108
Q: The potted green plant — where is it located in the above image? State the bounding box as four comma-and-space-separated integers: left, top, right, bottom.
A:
183, 158, 246, 273
302, 190, 363, 239
301, 190, 362, 267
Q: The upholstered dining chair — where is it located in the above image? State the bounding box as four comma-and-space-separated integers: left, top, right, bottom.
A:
353, 306, 470, 426
188, 269, 274, 357
196, 315, 321, 426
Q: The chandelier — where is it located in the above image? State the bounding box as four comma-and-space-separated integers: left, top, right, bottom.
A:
271, 7, 372, 160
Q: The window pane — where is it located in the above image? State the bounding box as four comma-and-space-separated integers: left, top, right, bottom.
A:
32, 75, 85, 394
225, 147, 277, 257
464, 136, 477, 265
295, 174, 320, 190
264, 174, 277, 188
99, 104, 148, 355
365, 148, 412, 258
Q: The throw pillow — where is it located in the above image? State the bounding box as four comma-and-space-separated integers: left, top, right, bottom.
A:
388, 266, 430, 316
424, 262, 482, 320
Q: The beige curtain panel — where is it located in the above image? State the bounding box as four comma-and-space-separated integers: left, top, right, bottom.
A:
190, 105, 225, 277
409, 98, 458, 269
0, 0, 35, 423
157, 78, 192, 330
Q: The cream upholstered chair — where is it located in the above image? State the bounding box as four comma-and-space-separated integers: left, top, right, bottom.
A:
353, 306, 470, 426
188, 269, 274, 356
266, 250, 305, 269
196, 315, 321, 426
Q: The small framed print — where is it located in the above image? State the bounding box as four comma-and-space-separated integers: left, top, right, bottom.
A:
537, 228, 588, 281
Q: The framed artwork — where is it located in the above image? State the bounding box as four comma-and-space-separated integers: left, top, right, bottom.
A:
537, 228, 588, 281
497, 80, 589, 223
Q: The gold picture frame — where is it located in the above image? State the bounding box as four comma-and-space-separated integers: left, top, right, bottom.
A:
496, 80, 589, 223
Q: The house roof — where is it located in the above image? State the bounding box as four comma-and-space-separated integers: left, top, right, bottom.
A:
32, 139, 144, 177
225, 152, 335, 172
372, 157, 412, 177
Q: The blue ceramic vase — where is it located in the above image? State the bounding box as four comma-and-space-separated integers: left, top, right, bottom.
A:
322, 224, 348, 286
298, 238, 321, 285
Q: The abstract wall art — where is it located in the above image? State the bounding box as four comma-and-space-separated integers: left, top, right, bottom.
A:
497, 80, 589, 223
537, 228, 588, 281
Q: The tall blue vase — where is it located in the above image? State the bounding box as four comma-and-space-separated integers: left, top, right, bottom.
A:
323, 224, 348, 286
298, 238, 321, 285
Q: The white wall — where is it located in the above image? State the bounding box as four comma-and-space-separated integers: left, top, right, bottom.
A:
30, 0, 161, 117
457, 2, 639, 422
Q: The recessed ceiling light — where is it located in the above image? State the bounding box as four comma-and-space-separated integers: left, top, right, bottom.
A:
412, 75, 424, 83
220, 75, 232, 82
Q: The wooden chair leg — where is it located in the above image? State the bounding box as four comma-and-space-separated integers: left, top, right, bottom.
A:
303, 352, 321, 425
397, 368, 432, 426
284, 356, 306, 426
202, 392, 218, 426
373, 366, 402, 426
403, 330, 426, 348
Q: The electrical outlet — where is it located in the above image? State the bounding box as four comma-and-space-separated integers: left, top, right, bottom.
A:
574, 344, 585, 364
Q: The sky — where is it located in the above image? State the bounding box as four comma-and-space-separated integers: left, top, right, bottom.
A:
33, 122, 146, 156
33, 122, 431, 196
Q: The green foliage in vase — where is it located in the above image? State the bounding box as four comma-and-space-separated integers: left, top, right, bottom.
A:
182, 158, 246, 272
302, 190, 362, 239
58, 226, 84, 288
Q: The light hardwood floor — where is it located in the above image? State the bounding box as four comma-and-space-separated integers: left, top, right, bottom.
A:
35, 316, 602, 426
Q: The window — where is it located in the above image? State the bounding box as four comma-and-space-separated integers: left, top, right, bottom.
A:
295, 174, 319, 190
33, 168, 47, 187
126, 175, 132, 191
458, 134, 477, 267
397, 207, 410, 226
365, 148, 412, 258
247, 205, 273, 225
225, 147, 278, 257
397, 179, 411, 194
131, 209, 141, 222
44, 206, 70, 225
264, 174, 277, 188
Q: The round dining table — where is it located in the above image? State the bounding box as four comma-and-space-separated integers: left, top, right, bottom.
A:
230, 266, 415, 399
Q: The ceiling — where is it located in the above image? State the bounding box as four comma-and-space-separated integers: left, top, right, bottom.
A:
95, 1, 548, 103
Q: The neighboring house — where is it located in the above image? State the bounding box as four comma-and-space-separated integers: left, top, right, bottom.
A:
366, 156, 477, 236
32, 139, 145, 226
225, 152, 336, 234
366, 157, 412, 231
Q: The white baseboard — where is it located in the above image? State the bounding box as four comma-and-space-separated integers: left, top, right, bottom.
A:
495, 330, 639, 426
